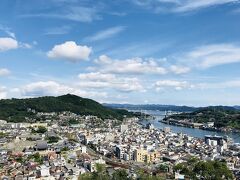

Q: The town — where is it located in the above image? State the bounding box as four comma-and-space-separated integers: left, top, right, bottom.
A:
0, 111, 239, 179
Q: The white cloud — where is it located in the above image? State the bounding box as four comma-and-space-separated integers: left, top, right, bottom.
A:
183, 43, 240, 69
20, 6, 100, 22
79, 72, 115, 82
47, 41, 92, 61
196, 80, 240, 90
0, 25, 16, 38
170, 65, 191, 74
114, 77, 144, 92
85, 26, 126, 41
78, 72, 145, 92
20, 81, 107, 99
0, 68, 11, 76
175, 0, 239, 12
154, 80, 193, 91
94, 55, 167, 75
154, 79, 240, 92
153, 79, 240, 92
0, 86, 7, 99
19, 42, 32, 49
131, 0, 239, 13
0, 37, 18, 52
94, 55, 112, 64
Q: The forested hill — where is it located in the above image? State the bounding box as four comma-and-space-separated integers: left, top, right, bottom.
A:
0, 94, 133, 122
164, 106, 240, 129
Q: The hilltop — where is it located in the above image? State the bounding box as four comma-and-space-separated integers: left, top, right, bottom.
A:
0, 94, 134, 122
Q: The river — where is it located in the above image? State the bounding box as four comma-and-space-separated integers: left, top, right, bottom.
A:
138, 110, 240, 143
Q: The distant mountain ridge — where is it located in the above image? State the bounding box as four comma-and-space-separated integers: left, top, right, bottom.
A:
0, 94, 133, 122
103, 104, 197, 112
103, 104, 240, 112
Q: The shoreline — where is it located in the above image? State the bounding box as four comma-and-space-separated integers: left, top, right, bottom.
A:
159, 119, 240, 134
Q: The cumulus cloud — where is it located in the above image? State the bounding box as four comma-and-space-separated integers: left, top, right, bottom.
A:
79, 72, 115, 82
0, 68, 11, 76
78, 72, 144, 92
114, 77, 144, 92
85, 26, 126, 42
154, 80, 193, 91
20, 81, 107, 98
183, 43, 240, 69
0, 37, 18, 51
170, 65, 191, 74
47, 41, 92, 61
94, 55, 112, 64
94, 55, 167, 75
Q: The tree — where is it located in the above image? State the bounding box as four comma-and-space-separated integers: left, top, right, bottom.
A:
137, 169, 165, 180
69, 119, 79, 124
157, 164, 169, 172
33, 153, 43, 164
93, 164, 110, 180
174, 160, 233, 180
32, 126, 47, 134
78, 173, 94, 180
96, 163, 106, 174
61, 147, 70, 152
193, 161, 233, 180
46, 136, 60, 143
112, 169, 129, 180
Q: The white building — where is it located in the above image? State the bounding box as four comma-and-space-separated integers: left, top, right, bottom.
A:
120, 124, 128, 132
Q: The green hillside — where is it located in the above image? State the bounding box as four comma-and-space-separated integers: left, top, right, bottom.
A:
164, 106, 240, 129
0, 94, 134, 122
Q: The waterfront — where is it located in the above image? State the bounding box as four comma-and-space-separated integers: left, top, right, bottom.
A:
139, 110, 240, 143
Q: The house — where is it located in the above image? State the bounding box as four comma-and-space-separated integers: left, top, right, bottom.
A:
40, 165, 50, 177
36, 140, 48, 151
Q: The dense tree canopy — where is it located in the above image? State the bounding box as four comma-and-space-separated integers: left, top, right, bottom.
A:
0, 94, 134, 122
174, 158, 233, 180
165, 107, 240, 129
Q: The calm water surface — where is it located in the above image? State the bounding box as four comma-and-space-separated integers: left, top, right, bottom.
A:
138, 110, 240, 143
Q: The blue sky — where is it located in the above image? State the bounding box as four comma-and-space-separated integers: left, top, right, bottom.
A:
0, 0, 240, 106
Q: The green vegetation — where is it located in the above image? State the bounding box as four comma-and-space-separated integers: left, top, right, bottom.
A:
78, 165, 165, 180
24, 153, 43, 164
79, 164, 109, 180
61, 147, 70, 152
137, 169, 165, 180
46, 136, 60, 143
0, 132, 7, 138
112, 169, 129, 180
33, 153, 43, 164
156, 164, 169, 173
0, 94, 134, 122
31, 126, 47, 134
69, 119, 79, 124
174, 158, 233, 180
16, 156, 24, 163
165, 106, 240, 129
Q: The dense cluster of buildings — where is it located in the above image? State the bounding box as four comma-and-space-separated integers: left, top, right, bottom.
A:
0, 111, 240, 179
